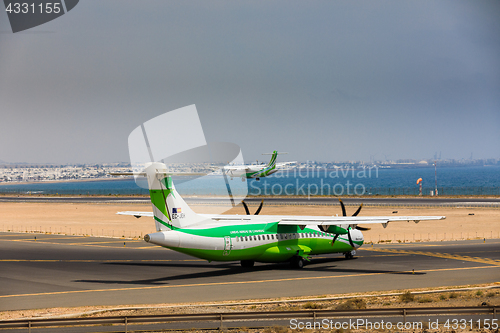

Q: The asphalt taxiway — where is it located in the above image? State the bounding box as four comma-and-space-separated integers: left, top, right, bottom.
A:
1, 233, 499, 311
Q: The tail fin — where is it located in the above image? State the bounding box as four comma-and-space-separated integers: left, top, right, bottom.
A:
265, 151, 278, 168
144, 162, 205, 231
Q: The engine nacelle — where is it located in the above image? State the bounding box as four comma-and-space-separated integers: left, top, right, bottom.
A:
325, 225, 349, 234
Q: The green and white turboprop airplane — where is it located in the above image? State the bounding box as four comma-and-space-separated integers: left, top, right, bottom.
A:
114, 162, 445, 269
223, 151, 295, 181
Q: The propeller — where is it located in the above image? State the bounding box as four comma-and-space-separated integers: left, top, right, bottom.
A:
331, 198, 369, 247
338, 198, 369, 231
242, 199, 264, 215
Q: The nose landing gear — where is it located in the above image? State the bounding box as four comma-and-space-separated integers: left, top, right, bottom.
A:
344, 250, 356, 259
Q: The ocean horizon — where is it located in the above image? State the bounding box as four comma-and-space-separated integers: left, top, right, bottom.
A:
0, 165, 499, 196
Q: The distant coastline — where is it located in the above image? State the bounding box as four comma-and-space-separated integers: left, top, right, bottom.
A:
0, 177, 133, 186
0, 166, 499, 196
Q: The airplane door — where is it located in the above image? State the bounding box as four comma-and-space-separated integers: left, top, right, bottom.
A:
223, 236, 232, 256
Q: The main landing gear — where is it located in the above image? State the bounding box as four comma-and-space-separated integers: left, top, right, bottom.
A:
240, 260, 255, 268
290, 256, 305, 269
344, 250, 356, 259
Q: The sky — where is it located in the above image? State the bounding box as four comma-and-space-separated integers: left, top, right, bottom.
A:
0, 0, 499, 164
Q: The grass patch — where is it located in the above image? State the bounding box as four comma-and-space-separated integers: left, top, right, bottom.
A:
336, 298, 367, 310
417, 297, 433, 303
475, 290, 484, 296
302, 302, 325, 309
399, 291, 414, 303
486, 292, 496, 297
449, 292, 458, 299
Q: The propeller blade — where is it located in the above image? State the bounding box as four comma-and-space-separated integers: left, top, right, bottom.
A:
254, 199, 264, 215
331, 233, 340, 246
338, 198, 347, 216
347, 228, 355, 248
355, 226, 371, 231
242, 201, 250, 215
352, 203, 363, 216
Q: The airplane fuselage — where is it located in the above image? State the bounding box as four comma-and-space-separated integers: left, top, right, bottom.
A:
225, 165, 278, 179
145, 219, 363, 263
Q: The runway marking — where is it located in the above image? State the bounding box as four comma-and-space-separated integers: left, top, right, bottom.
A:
0, 265, 497, 300
0, 259, 205, 263
366, 240, 500, 248
0, 239, 152, 249
365, 248, 500, 266
0, 235, 87, 240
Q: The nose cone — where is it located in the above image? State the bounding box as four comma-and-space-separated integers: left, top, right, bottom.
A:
350, 229, 364, 248
144, 231, 180, 248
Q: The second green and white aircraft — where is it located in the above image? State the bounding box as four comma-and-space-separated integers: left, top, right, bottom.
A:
115, 162, 445, 269
223, 150, 295, 181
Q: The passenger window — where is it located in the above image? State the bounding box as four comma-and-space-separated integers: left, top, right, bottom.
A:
244, 236, 248, 241
258, 235, 261, 241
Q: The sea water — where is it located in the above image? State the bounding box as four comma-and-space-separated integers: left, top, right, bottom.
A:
0, 166, 499, 196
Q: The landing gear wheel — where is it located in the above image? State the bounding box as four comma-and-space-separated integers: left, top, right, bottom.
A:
344, 251, 355, 259
241, 260, 255, 268
290, 256, 305, 269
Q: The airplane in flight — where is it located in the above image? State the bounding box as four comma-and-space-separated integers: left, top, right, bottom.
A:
223, 150, 295, 181
113, 162, 445, 269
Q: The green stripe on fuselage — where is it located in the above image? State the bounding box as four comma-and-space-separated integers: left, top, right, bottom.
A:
161, 221, 362, 262
167, 236, 358, 262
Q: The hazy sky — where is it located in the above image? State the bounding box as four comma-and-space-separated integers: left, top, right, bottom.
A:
1, 0, 499, 164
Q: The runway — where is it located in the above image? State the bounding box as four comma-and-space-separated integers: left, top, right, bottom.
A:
0, 232, 499, 311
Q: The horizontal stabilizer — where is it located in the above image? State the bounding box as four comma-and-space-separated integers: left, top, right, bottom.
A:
117, 211, 154, 217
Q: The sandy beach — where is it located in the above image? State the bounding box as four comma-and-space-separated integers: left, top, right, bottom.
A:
0, 201, 498, 243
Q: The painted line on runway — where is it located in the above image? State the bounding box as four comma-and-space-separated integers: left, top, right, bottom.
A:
366, 240, 500, 248
0, 265, 497, 300
0, 239, 152, 249
0, 259, 205, 263
365, 248, 500, 266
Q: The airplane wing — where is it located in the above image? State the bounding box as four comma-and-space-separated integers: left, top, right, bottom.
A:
278, 215, 445, 227
116, 211, 444, 227
223, 166, 250, 171
117, 211, 154, 218
276, 161, 297, 168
